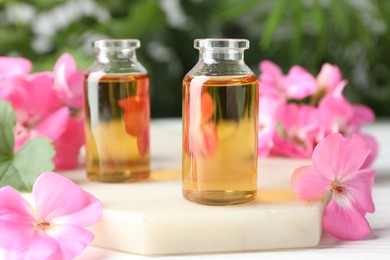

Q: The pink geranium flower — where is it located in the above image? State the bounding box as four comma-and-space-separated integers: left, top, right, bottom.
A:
0, 54, 85, 170
292, 133, 375, 240
259, 60, 317, 100
12, 73, 69, 151
309, 63, 347, 105
10, 71, 85, 170
0, 172, 102, 259
271, 103, 323, 158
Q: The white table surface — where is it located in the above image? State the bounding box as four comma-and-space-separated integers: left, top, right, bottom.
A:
2, 119, 389, 259
75, 119, 390, 260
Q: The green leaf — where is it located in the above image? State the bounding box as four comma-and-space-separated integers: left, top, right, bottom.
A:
260, 0, 288, 49
330, 0, 349, 32
291, 0, 304, 61
215, 0, 263, 22
0, 99, 55, 192
0, 100, 14, 162
312, 0, 327, 62
104, 0, 167, 38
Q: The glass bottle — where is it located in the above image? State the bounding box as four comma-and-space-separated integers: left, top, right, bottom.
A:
182, 39, 259, 205
84, 39, 150, 182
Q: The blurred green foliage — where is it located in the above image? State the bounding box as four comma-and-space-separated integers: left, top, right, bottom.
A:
1, 0, 390, 117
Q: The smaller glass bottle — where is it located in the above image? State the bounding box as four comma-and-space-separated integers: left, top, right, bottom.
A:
182, 39, 259, 205
84, 39, 150, 182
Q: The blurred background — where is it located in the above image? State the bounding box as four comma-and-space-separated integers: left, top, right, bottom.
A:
1, 0, 390, 118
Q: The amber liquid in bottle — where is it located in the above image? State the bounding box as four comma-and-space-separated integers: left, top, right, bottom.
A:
182, 74, 259, 205
84, 73, 150, 182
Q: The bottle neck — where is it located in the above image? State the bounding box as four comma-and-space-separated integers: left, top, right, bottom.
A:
199, 49, 244, 63
96, 48, 137, 63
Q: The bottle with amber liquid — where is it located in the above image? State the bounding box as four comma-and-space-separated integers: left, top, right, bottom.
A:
84, 39, 150, 182
182, 39, 259, 205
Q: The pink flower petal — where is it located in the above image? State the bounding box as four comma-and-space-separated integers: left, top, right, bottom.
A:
344, 168, 376, 213
360, 133, 378, 168
53, 191, 102, 228
271, 132, 311, 158
319, 93, 354, 132
259, 95, 284, 122
285, 65, 317, 99
259, 61, 317, 100
65, 70, 84, 109
53, 53, 76, 82
259, 60, 283, 86
46, 224, 94, 259
311, 133, 342, 179
333, 80, 348, 96
21, 72, 62, 119
0, 57, 32, 79
338, 134, 371, 178
258, 130, 273, 157
316, 63, 343, 93
312, 133, 371, 180
304, 128, 324, 153
259, 60, 284, 97
0, 78, 28, 110
53, 53, 84, 109
271, 103, 321, 158
351, 104, 375, 125
258, 96, 283, 156
0, 221, 34, 252
33, 172, 102, 226
259, 60, 283, 78
53, 115, 85, 170
0, 186, 34, 223
34, 107, 70, 142
280, 103, 319, 132
6, 232, 59, 260
291, 165, 330, 199
323, 198, 371, 240
0, 186, 35, 251
14, 107, 69, 151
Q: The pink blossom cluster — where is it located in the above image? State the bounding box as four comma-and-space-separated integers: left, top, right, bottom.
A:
258, 61, 378, 166
0, 54, 84, 169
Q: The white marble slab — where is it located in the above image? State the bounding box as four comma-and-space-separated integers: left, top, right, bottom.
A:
62, 120, 323, 255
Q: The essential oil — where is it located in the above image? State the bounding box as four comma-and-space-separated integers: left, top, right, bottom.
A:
182, 74, 259, 205
84, 73, 150, 182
